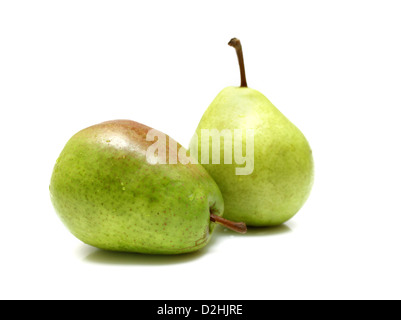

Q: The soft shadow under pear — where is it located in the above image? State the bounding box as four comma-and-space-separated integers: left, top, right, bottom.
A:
82, 248, 202, 266
215, 223, 293, 237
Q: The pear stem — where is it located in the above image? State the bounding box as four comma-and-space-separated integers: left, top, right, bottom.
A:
228, 38, 248, 88
210, 212, 247, 234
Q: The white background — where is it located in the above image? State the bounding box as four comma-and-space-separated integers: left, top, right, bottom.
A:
1, 1, 400, 300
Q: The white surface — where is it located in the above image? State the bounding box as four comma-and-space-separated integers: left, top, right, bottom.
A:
1, 1, 401, 300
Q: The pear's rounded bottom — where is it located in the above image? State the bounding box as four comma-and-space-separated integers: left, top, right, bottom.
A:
79, 236, 212, 255
222, 208, 299, 227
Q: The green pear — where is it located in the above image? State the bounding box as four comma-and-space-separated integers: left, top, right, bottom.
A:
189, 38, 314, 226
50, 120, 246, 255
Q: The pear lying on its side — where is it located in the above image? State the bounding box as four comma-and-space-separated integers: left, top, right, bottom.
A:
190, 39, 314, 226
50, 120, 245, 254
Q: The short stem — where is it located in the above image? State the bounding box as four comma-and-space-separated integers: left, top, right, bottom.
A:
228, 38, 248, 88
210, 213, 247, 234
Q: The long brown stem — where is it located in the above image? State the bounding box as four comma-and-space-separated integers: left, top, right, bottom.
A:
210, 213, 247, 234
228, 38, 248, 88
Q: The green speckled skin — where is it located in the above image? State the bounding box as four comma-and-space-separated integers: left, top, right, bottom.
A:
190, 87, 314, 226
50, 120, 224, 254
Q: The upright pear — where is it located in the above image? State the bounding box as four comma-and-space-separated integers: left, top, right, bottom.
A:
50, 120, 246, 254
190, 39, 314, 226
